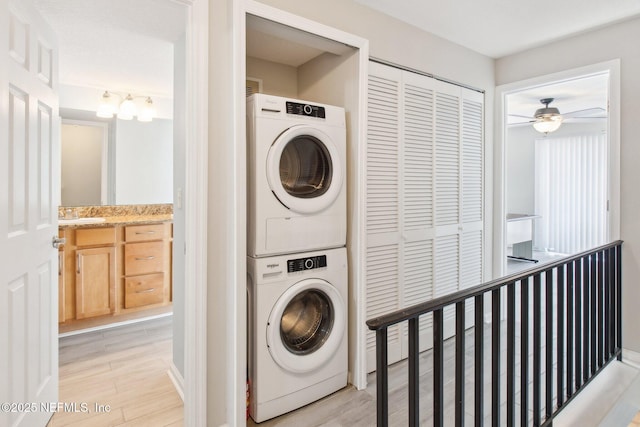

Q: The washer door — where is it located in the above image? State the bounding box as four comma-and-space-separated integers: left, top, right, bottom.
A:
266, 125, 343, 214
266, 278, 345, 374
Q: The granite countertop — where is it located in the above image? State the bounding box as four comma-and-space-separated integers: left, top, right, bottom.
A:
57, 204, 173, 229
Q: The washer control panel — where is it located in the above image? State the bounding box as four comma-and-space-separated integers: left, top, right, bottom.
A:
286, 101, 326, 119
287, 255, 327, 272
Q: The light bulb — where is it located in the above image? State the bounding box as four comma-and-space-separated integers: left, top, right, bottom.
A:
138, 97, 156, 122
118, 94, 137, 120
96, 91, 117, 118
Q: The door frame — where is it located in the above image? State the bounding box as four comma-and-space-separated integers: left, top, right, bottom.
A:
177, 0, 208, 424
493, 60, 621, 278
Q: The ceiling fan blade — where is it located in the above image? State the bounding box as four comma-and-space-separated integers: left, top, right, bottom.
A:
508, 113, 535, 119
563, 107, 607, 118
564, 116, 608, 120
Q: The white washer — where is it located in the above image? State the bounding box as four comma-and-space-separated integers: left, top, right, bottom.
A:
247, 94, 347, 257
247, 247, 348, 423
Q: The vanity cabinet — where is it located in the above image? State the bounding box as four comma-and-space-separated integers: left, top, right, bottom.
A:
75, 246, 116, 319
58, 221, 172, 327
72, 227, 116, 320
123, 223, 171, 309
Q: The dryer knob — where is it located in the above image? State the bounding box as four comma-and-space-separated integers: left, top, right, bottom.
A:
304, 258, 314, 269
303, 104, 313, 115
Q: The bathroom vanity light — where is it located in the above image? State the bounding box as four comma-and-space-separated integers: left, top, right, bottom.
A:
96, 91, 156, 122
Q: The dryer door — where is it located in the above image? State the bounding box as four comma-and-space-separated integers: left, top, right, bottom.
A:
266, 278, 345, 374
266, 125, 343, 214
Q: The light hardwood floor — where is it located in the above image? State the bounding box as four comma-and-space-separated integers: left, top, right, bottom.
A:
48, 316, 183, 427
48, 314, 638, 427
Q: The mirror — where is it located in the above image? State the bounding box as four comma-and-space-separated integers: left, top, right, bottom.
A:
60, 108, 173, 206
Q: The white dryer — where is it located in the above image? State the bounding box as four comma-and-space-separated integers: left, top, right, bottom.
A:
247, 247, 348, 423
247, 94, 347, 257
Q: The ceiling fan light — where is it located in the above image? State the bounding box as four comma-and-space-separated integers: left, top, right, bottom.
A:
533, 116, 563, 133
118, 94, 137, 120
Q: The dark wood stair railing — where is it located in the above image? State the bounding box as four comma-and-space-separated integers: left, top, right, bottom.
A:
366, 240, 623, 427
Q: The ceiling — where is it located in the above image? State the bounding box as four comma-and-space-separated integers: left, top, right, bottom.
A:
507, 73, 609, 126
33, 0, 624, 115
355, 0, 640, 58
33, 0, 186, 98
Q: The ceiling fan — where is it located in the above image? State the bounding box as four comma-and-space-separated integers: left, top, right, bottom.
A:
509, 97, 607, 134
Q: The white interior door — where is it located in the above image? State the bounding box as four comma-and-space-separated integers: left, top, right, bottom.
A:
1, 0, 59, 426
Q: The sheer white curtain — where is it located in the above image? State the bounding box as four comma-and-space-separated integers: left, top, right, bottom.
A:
534, 133, 608, 254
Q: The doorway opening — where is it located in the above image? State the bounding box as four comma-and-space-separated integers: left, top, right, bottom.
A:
33, 0, 189, 423
496, 61, 621, 278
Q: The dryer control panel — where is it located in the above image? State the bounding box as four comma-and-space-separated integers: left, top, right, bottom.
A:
287, 255, 327, 272
286, 101, 326, 119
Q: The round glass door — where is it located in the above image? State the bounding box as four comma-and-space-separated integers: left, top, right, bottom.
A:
279, 135, 332, 199
267, 125, 343, 214
280, 289, 334, 355
267, 279, 345, 374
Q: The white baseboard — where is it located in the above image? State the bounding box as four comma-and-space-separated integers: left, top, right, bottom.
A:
622, 348, 640, 370
168, 362, 185, 402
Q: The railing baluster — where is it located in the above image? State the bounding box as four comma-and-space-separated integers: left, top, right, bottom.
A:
545, 269, 554, 420
533, 273, 542, 427
506, 282, 516, 426
455, 301, 465, 427
605, 248, 611, 359
521, 278, 530, 427
583, 255, 590, 383
616, 244, 623, 359
575, 258, 582, 390
591, 253, 597, 376
408, 317, 419, 427
475, 294, 484, 427
566, 261, 574, 398
598, 251, 604, 368
557, 265, 565, 408
492, 289, 501, 427
434, 308, 444, 427
376, 328, 389, 427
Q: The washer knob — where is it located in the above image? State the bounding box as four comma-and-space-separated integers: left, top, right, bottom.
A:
303, 104, 313, 115
304, 258, 314, 269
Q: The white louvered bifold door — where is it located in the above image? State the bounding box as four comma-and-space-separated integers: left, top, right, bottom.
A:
366, 62, 402, 371
433, 80, 462, 337
366, 62, 484, 372
459, 90, 485, 325
400, 71, 435, 355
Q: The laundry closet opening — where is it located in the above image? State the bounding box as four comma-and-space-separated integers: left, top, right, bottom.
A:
243, 12, 365, 424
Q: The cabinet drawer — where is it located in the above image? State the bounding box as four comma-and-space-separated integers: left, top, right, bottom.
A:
124, 241, 164, 276
76, 227, 116, 247
125, 224, 166, 242
124, 273, 164, 308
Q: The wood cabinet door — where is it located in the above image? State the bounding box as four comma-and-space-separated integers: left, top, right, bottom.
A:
75, 246, 115, 319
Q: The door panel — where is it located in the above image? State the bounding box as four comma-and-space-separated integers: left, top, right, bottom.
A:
1, 0, 59, 425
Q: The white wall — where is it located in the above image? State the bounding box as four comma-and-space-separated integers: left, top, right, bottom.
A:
207, 0, 496, 425
246, 56, 298, 97
114, 118, 173, 205
496, 17, 640, 354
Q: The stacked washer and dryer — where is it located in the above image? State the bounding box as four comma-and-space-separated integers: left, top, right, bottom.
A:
246, 94, 349, 423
